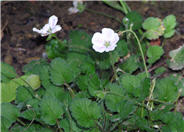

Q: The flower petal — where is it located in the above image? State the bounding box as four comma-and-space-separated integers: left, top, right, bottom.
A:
51, 25, 62, 33
33, 27, 42, 34
92, 32, 105, 46
93, 44, 105, 53
105, 44, 117, 52
102, 28, 115, 42
110, 33, 119, 45
49, 15, 58, 29
68, 7, 79, 14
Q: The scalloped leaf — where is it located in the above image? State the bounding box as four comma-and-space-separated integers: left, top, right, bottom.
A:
40, 96, 64, 125
105, 83, 124, 112
147, 45, 164, 64
168, 45, 184, 70
50, 58, 79, 85
70, 98, 101, 128
1, 103, 20, 131
154, 75, 179, 102
1, 62, 17, 82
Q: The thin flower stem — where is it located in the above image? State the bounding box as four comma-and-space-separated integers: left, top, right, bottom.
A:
147, 78, 156, 111
119, 30, 149, 78
109, 52, 117, 82
56, 119, 62, 132
64, 83, 75, 98
17, 118, 26, 126
85, 8, 122, 24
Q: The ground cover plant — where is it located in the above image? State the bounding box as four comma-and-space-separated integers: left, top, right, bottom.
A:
1, 1, 184, 132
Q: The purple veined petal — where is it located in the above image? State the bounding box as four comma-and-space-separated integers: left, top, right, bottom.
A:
48, 15, 58, 29
73, 1, 78, 8
92, 32, 105, 46
68, 7, 79, 14
102, 28, 115, 42
73, 1, 83, 8
105, 44, 117, 52
42, 24, 50, 32
51, 25, 62, 33
110, 33, 119, 45
93, 44, 105, 53
33, 27, 41, 34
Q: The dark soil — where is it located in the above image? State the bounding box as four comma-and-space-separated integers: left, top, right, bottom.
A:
1, 1, 184, 111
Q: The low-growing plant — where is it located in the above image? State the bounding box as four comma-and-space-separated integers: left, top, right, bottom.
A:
1, 1, 184, 132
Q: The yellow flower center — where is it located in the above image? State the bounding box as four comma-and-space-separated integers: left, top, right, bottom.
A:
104, 41, 110, 48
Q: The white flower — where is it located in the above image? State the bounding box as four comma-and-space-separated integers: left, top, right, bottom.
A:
68, 1, 83, 14
33, 15, 61, 36
92, 28, 119, 53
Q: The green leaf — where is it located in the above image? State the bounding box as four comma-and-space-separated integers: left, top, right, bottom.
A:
103, 1, 125, 13
46, 39, 67, 59
117, 100, 136, 120
154, 76, 179, 102
120, 55, 139, 73
68, 30, 91, 53
154, 67, 166, 76
45, 86, 72, 104
105, 83, 124, 112
168, 45, 184, 70
1, 103, 20, 130
1, 62, 17, 82
87, 73, 101, 96
10, 124, 54, 132
67, 52, 95, 74
40, 96, 64, 125
59, 119, 82, 132
1, 75, 27, 103
25, 74, 41, 90
142, 17, 161, 30
23, 59, 48, 75
21, 109, 37, 121
76, 75, 88, 91
120, 74, 141, 97
164, 29, 175, 38
16, 86, 33, 103
70, 98, 101, 128
125, 11, 143, 30
50, 58, 77, 85
163, 15, 176, 30
147, 45, 164, 64
145, 29, 160, 40
115, 40, 129, 57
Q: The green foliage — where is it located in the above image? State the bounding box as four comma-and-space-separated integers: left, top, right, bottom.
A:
1, 103, 20, 131
70, 98, 101, 128
50, 57, 79, 85
125, 11, 143, 30
40, 96, 64, 125
105, 83, 124, 112
103, 1, 127, 13
46, 39, 67, 59
147, 45, 164, 64
143, 17, 164, 40
154, 67, 166, 76
154, 75, 180, 102
143, 17, 161, 30
1, 75, 27, 103
1, 62, 17, 82
168, 45, 184, 70
163, 15, 176, 38
16, 86, 33, 103
120, 55, 139, 73
1, 12, 182, 131
25, 74, 41, 90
